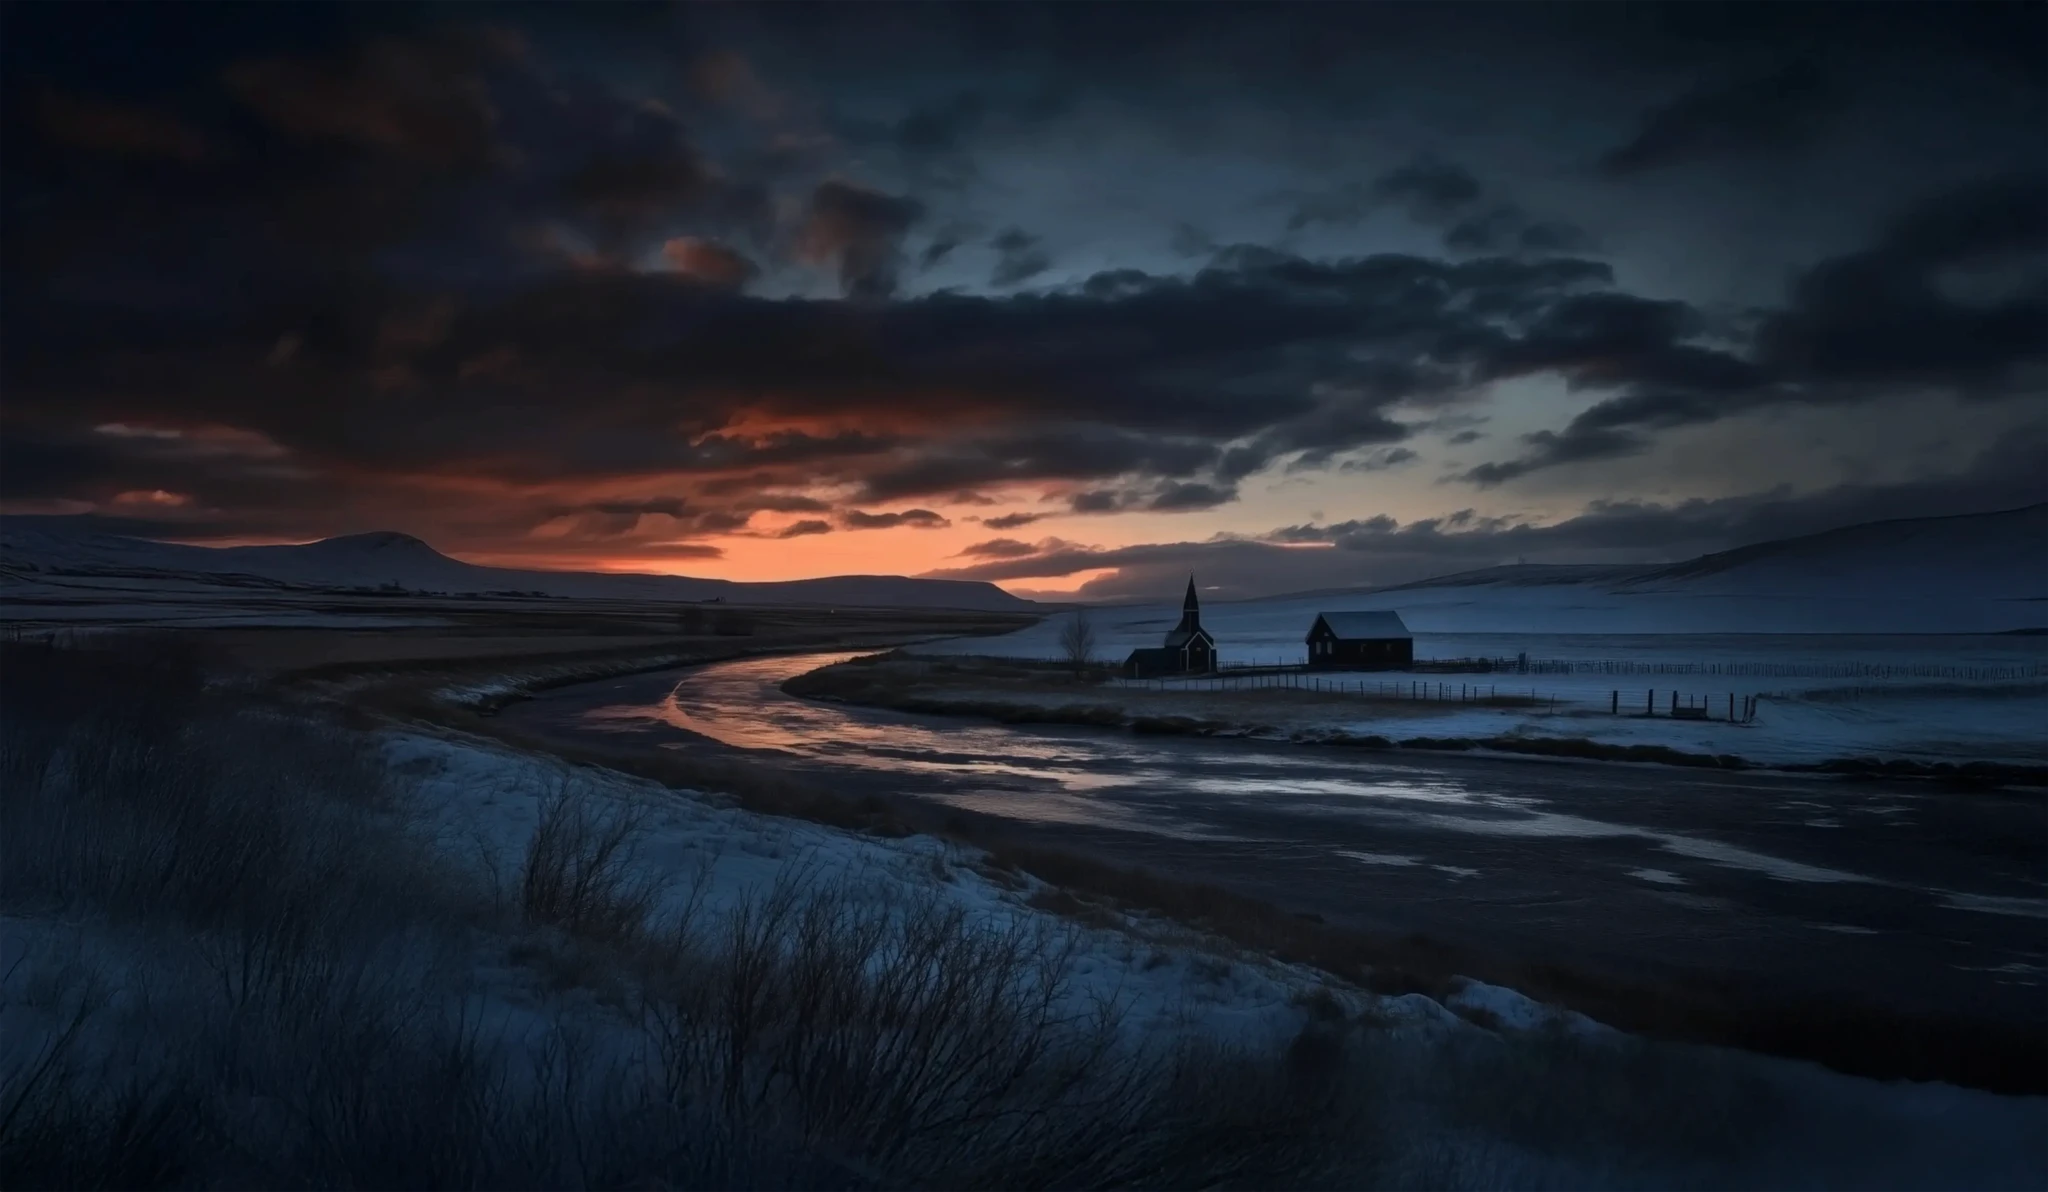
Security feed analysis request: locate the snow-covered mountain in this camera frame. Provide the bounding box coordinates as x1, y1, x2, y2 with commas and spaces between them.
0, 524, 1036, 612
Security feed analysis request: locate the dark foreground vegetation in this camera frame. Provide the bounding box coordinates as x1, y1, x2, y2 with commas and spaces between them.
0, 638, 1357, 1188
1, 635, 1847, 1190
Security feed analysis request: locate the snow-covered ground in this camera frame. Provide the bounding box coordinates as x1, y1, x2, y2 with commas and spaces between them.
7, 708, 2045, 1187
385, 730, 2048, 1185
390, 728, 1388, 1050
917, 598, 2048, 765
923, 603, 2048, 668
856, 667, 2048, 766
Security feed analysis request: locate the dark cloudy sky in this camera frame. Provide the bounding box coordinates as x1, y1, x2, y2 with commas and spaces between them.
4, 1, 2043, 599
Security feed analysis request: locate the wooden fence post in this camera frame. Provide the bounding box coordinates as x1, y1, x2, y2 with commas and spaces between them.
1647, 689, 1653, 715
1611, 690, 1618, 715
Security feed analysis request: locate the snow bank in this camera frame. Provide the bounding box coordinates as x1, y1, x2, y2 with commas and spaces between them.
391, 729, 1384, 1048
8, 704, 2044, 1189
388, 731, 2048, 1188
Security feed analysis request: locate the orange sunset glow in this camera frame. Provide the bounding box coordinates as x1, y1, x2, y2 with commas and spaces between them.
4, 0, 2038, 606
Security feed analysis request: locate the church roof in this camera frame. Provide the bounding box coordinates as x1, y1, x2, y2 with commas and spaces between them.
1313, 611, 1412, 640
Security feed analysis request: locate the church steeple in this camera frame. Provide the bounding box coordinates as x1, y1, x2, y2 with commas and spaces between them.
1174, 574, 1201, 634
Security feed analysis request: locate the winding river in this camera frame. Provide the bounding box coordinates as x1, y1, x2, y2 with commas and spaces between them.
501, 651, 2048, 1034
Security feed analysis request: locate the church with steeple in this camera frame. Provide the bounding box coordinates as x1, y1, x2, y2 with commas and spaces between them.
1121, 576, 1219, 678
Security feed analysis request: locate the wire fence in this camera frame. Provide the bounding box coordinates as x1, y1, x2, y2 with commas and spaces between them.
1506, 658, 2048, 681
1110, 670, 1765, 721
1210, 655, 2048, 682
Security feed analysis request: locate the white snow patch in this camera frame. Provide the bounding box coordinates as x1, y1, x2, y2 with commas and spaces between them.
1445, 980, 1611, 1037
1655, 836, 1876, 884
389, 730, 1441, 1049
1937, 891, 2048, 920
1336, 850, 1420, 867
1628, 868, 1687, 886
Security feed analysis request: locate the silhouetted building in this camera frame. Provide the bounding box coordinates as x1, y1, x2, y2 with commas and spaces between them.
1305, 610, 1412, 670
1123, 576, 1218, 678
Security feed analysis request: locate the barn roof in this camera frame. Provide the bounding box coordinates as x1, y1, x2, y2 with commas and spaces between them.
1313, 610, 1412, 639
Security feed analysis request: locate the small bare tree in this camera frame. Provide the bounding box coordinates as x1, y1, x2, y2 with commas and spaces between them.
1058, 608, 1096, 677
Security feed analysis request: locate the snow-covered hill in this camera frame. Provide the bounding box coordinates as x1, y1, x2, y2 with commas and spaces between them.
0, 523, 1036, 612
1618, 505, 2045, 600
927, 505, 2048, 662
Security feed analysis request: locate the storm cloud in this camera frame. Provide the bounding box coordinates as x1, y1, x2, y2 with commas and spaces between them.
2, 1, 2040, 592
1600, 60, 1836, 176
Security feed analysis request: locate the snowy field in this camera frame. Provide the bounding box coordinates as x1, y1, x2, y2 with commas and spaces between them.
917, 593, 2048, 765
918, 601, 2048, 669
388, 729, 1382, 1051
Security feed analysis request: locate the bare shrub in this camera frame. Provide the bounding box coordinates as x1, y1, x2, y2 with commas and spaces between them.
1, 640, 407, 922
0, 1058, 189, 1191
626, 873, 1397, 1189
520, 780, 664, 944
1059, 608, 1097, 676
0, 944, 192, 1191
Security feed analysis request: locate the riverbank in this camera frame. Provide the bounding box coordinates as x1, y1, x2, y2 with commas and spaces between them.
29, 639, 2048, 1188
186, 605, 1035, 720
148, 627, 2045, 1097
477, 652, 2048, 1098
784, 652, 2048, 788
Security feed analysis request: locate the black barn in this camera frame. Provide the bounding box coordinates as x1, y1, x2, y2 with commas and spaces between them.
1123, 577, 1218, 678
1305, 611, 1413, 670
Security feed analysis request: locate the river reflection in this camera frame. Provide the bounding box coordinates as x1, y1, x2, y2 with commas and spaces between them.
573, 652, 1897, 883
591, 652, 1141, 791
505, 651, 2048, 1023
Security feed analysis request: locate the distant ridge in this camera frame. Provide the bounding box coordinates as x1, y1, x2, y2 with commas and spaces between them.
1619, 505, 2047, 593
1375, 563, 1641, 594
0, 521, 1037, 612
1254, 504, 2048, 607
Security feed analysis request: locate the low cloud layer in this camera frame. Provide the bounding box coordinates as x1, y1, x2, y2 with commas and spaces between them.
928, 430, 2047, 599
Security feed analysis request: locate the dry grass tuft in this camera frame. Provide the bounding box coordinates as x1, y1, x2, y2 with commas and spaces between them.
519, 780, 664, 945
